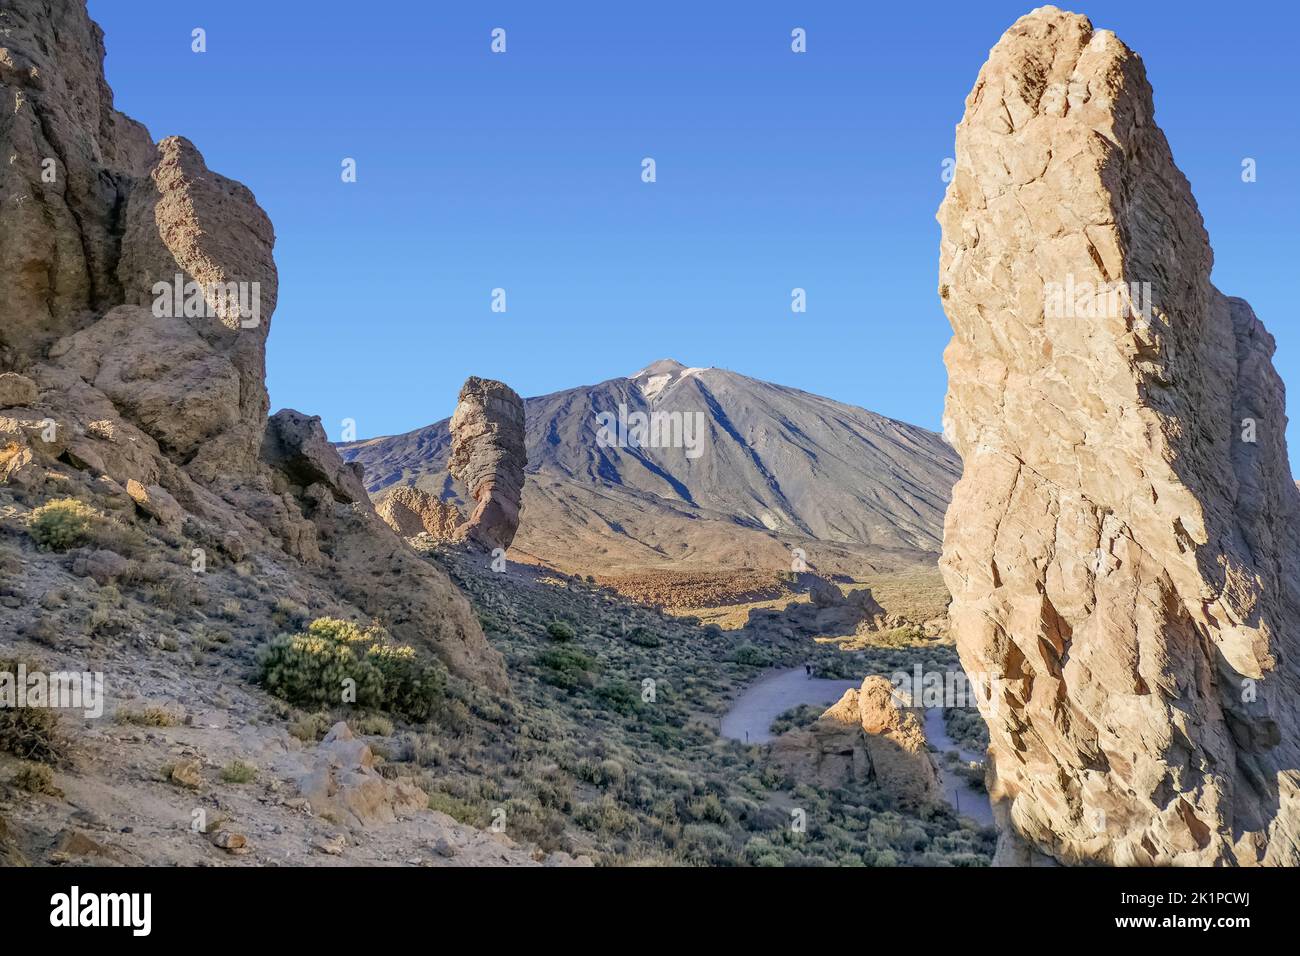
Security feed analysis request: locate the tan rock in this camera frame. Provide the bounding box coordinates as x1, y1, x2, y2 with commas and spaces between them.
125, 478, 183, 533
1, 0, 514, 712
262, 409, 369, 505
48, 829, 124, 865
857, 676, 938, 807
169, 759, 203, 790
296, 722, 428, 829
50, 306, 242, 460
210, 830, 249, 854
938, 7, 1300, 865
771, 679, 937, 806
0, 373, 38, 407
449, 377, 527, 552
376, 485, 463, 540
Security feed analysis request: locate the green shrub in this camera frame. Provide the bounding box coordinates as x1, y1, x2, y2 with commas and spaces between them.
593, 680, 638, 714
427, 790, 487, 827
12, 761, 58, 794
728, 643, 770, 667
28, 498, 98, 551
368, 644, 445, 721
220, 760, 257, 784
536, 646, 594, 690
626, 626, 661, 648
545, 620, 576, 642
257, 617, 446, 721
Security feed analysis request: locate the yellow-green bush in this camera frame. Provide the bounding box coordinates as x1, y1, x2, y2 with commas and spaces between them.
257, 617, 446, 721
28, 498, 99, 551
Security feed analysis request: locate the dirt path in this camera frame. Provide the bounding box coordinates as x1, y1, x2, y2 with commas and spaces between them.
719, 668, 860, 744
721, 667, 994, 826
923, 708, 994, 826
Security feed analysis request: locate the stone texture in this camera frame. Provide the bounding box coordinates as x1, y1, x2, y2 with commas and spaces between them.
125, 478, 183, 533
448, 377, 526, 552
857, 676, 939, 807
262, 409, 369, 505
295, 722, 428, 829
72, 548, 129, 585
0, 373, 38, 407
770, 676, 938, 806
938, 6, 1300, 865
376, 484, 463, 540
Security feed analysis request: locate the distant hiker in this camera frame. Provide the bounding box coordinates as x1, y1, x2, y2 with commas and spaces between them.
805, 663, 812, 678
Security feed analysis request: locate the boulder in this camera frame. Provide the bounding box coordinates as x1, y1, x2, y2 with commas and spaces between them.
295, 722, 428, 829
262, 409, 370, 505
0, 373, 38, 407
771, 678, 938, 805
72, 548, 129, 585
125, 478, 183, 533
857, 676, 939, 807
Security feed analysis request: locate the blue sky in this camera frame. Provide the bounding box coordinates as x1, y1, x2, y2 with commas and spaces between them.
88, 1, 1300, 449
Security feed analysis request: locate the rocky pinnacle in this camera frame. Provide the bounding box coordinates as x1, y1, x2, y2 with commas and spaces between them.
938, 7, 1300, 865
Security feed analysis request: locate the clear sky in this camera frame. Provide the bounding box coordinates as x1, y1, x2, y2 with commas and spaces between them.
88, 1, 1300, 451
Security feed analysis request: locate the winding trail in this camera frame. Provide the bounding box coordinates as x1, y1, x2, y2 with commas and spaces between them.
923, 707, 994, 826
721, 667, 993, 826
719, 668, 859, 744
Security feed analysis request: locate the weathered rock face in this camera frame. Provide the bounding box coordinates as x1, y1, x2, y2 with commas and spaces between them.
448, 377, 526, 552
376, 485, 463, 540
938, 7, 1300, 865
262, 410, 370, 506
771, 676, 938, 805
0, 0, 507, 694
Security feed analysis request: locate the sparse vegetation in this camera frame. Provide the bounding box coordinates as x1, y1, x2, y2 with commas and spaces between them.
0, 664, 63, 764
11, 761, 59, 795
220, 760, 257, 784
116, 705, 181, 727
415, 549, 995, 867
769, 703, 822, 736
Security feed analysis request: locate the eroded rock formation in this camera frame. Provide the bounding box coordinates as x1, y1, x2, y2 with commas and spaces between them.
0, 0, 507, 693
376, 485, 463, 541
771, 676, 938, 806
938, 6, 1300, 864
448, 377, 526, 552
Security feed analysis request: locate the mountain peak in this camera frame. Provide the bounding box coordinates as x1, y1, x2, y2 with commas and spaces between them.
628, 359, 698, 401
630, 358, 686, 378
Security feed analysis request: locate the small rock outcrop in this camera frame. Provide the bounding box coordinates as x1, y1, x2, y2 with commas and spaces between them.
262, 410, 370, 505
771, 676, 938, 806
448, 377, 526, 552
376, 485, 463, 540
744, 578, 890, 642
938, 7, 1300, 864
295, 722, 428, 829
